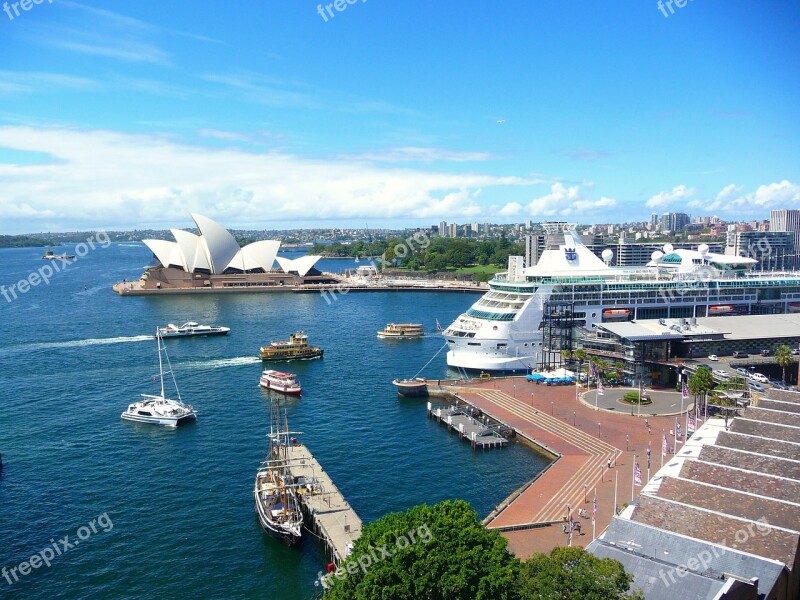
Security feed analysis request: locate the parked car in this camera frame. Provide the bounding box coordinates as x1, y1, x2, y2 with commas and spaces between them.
771, 381, 787, 390
732, 351, 749, 358
750, 372, 769, 383
748, 381, 764, 391
793, 348, 800, 355
708, 354, 719, 361
760, 349, 771, 356
713, 370, 730, 379
735, 368, 749, 376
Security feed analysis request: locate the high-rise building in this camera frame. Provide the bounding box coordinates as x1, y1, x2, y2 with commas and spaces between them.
726, 230, 795, 270
438, 221, 447, 238
770, 209, 800, 250
448, 223, 458, 238
659, 212, 690, 232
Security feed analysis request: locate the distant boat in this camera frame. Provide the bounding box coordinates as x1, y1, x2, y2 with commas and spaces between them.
354, 255, 360, 263
259, 370, 302, 396
392, 378, 429, 397
121, 330, 196, 427
41, 249, 75, 260
378, 323, 425, 339
260, 332, 323, 362
158, 322, 230, 338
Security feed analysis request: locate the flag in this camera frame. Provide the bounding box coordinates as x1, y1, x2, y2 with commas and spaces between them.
646, 441, 651, 469
436, 319, 442, 332
676, 421, 682, 441
634, 463, 642, 487
662, 434, 668, 457
682, 381, 689, 400
590, 363, 597, 378
597, 379, 605, 396
688, 410, 696, 434
592, 493, 597, 525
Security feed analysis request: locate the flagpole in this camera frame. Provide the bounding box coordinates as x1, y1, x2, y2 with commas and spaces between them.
631, 457, 635, 502
613, 471, 618, 516
592, 488, 597, 541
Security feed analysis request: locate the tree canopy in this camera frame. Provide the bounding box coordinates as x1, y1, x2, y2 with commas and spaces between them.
518, 546, 640, 600
322, 500, 640, 600
322, 499, 519, 600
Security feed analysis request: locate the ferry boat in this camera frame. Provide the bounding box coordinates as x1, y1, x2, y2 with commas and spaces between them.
41, 249, 75, 260
377, 323, 425, 339
443, 222, 800, 372
121, 330, 196, 426
158, 321, 230, 338
260, 332, 323, 362
259, 370, 302, 395
254, 400, 303, 545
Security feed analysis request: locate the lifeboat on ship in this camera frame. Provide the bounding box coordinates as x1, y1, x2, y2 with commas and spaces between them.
708, 305, 734, 315
601, 308, 631, 322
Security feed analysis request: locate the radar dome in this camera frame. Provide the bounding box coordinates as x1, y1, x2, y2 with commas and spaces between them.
601, 249, 614, 264
698, 243, 709, 256
651, 250, 664, 261
663, 243, 674, 253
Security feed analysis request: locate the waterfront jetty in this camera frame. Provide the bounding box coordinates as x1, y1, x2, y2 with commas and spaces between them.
283, 443, 362, 565
428, 402, 510, 449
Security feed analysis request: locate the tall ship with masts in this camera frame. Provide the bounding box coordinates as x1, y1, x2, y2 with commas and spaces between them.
443, 222, 800, 372
253, 400, 303, 545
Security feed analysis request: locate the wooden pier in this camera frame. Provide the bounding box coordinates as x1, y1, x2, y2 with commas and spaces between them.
428, 401, 510, 449
283, 443, 362, 565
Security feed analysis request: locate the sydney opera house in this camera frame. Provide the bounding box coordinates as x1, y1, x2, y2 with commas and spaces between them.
117, 213, 336, 294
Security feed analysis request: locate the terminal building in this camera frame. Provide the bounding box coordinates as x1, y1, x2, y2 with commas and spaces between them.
577, 314, 800, 387
589, 389, 800, 600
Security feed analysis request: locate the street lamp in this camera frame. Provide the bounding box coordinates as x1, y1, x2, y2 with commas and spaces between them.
513, 384, 516, 399
598, 422, 601, 438
551, 401, 554, 416
573, 411, 576, 426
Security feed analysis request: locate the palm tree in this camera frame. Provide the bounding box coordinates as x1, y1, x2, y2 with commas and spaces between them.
574, 349, 587, 382
561, 349, 573, 366
774, 344, 794, 384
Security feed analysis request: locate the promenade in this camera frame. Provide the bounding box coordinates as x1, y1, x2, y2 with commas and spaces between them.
436, 377, 690, 559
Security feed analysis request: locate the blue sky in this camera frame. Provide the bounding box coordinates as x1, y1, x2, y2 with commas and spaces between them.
1, 0, 799, 233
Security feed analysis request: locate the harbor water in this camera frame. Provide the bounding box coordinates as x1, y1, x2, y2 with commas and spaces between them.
0, 244, 549, 599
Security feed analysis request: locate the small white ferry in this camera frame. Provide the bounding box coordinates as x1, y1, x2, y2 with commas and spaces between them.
158, 322, 230, 338
259, 370, 302, 396
377, 323, 425, 339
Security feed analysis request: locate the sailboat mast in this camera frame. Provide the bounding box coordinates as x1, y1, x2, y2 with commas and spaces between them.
156, 328, 165, 397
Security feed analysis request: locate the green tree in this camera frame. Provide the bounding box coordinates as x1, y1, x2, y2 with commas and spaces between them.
324, 500, 519, 600
574, 349, 587, 382
561, 349, 573, 366
774, 344, 794, 384
518, 546, 638, 600
688, 367, 715, 415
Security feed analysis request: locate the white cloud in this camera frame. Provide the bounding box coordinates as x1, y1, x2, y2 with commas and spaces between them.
350, 146, 494, 163
645, 185, 696, 209
509, 183, 617, 217
749, 180, 800, 207
0, 126, 532, 231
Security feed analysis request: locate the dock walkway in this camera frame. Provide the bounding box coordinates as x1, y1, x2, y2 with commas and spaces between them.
284, 444, 362, 565
428, 402, 509, 448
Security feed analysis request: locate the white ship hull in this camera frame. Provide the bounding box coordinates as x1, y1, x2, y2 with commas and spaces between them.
443, 224, 800, 372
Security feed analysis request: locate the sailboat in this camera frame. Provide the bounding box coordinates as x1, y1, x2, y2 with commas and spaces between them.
253, 399, 304, 544
121, 329, 197, 426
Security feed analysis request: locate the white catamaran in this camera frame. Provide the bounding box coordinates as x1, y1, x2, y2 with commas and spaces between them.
443, 222, 800, 372
121, 330, 197, 426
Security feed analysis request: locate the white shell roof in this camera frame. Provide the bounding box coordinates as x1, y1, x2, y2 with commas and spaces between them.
275, 255, 322, 277
143, 214, 283, 274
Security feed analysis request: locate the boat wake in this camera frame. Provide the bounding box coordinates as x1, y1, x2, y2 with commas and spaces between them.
0, 335, 154, 356
181, 356, 261, 370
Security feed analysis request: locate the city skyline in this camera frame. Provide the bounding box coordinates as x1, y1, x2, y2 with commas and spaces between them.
1, 1, 799, 233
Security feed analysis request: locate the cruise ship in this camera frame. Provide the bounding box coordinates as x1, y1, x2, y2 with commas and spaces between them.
443, 223, 800, 372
